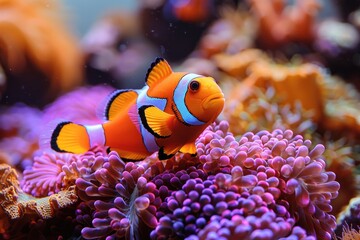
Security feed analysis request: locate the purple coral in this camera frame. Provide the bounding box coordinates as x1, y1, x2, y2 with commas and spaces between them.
150, 169, 299, 240
21, 152, 78, 197
75, 151, 160, 239
21, 146, 107, 197
195, 121, 340, 239
20, 120, 339, 239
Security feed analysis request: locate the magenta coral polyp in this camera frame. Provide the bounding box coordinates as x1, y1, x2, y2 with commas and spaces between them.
195, 121, 340, 239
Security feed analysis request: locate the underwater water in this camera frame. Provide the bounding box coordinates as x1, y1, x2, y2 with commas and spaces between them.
0, 0, 360, 239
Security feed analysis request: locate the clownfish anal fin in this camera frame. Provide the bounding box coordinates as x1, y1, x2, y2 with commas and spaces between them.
139, 105, 173, 138
105, 90, 138, 121
158, 147, 176, 160
108, 148, 148, 161
179, 142, 197, 155
145, 57, 172, 88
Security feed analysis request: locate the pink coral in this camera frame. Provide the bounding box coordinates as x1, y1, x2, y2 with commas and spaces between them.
196, 121, 340, 239
76, 151, 160, 239
21, 146, 107, 197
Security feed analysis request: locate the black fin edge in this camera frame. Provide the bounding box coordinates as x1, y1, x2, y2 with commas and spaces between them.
51, 121, 72, 153
105, 90, 130, 120
158, 147, 175, 160
138, 105, 169, 139
145, 57, 165, 83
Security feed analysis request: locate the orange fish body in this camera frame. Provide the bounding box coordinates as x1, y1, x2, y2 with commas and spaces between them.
51, 58, 224, 160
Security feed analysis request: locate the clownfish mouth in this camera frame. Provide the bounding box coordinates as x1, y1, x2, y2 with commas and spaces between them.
203, 93, 225, 109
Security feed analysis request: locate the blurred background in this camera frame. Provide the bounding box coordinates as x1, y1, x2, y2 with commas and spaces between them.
63, 0, 139, 36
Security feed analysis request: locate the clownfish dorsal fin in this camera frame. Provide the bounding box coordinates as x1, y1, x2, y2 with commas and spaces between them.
105, 90, 138, 121
145, 57, 173, 88
139, 105, 173, 138
179, 142, 197, 155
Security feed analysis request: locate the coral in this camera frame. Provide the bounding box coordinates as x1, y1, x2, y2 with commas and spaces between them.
223, 82, 315, 137
21, 146, 107, 197
341, 227, 360, 240
319, 74, 360, 137
0, 163, 78, 224
246, 60, 324, 122
0, 0, 83, 105
195, 121, 339, 239
221, 58, 325, 135
213, 48, 268, 78
150, 168, 301, 239
336, 196, 360, 238
317, 137, 358, 216
21, 152, 79, 197
75, 151, 160, 239
42, 85, 114, 125
248, 0, 321, 48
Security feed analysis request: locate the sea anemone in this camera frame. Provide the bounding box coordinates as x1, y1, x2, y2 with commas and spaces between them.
195, 121, 339, 239
75, 151, 160, 239
212, 48, 269, 79
21, 146, 107, 197
223, 81, 315, 136
336, 196, 360, 238
319, 74, 360, 137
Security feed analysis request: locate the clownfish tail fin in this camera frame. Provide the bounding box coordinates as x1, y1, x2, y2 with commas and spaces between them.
50, 121, 91, 154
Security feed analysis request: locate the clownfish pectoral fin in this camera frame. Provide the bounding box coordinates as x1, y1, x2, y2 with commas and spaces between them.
139, 105, 173, 138
104, 90, 138, 121
145, 57, 172, 88
108, 148, 148, 161
51, 122, 90, 154
179, 142, 197, 156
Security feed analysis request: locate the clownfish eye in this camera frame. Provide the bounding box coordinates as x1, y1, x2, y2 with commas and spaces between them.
189, 80, 200, 92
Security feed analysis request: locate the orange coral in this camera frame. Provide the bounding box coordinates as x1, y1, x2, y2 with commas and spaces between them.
0, 0, 83, 102
213, 48, 268, 78
247, 60, 324, 122
248, 0, 321, 48
319, 75, 360, 137
320, 139, 358, 216
0, 164, 77, 229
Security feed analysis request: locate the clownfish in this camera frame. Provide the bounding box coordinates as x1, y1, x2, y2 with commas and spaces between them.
50, 58, 224, 160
